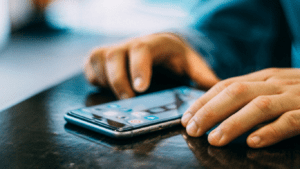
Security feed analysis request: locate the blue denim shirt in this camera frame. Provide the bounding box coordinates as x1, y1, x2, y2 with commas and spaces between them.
180, 0, 299, 79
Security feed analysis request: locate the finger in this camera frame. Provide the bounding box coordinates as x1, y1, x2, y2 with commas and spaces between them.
181, 74, 270, 127
181, 79, 233, 127
185, 82, 281, 137
208, 93, 300, 146
262, 68, 300, 80
185, 49, 220, 89
128, 42, 153, 92
127, 33, 187, 92
84, 49, 109, 87
266, 77, 300, 86
84, 59, 101, 86
141, 33, 189, 66
245, 68, 300, 82
247, 109, 300, 148
105, 48, 135, 99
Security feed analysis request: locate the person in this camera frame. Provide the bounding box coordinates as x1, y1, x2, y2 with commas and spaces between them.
84, 0, 300, 148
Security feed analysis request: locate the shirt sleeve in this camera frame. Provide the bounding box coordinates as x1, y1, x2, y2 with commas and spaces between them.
174, 0, 291, 79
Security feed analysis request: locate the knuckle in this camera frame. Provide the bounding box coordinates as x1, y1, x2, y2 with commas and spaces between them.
265, 76, 278, 83
187, 99, 207, 116
90, 49, 105, 62
90, 49, 100, 57
267, 77, 291, 85
202, 104, 216, 119
285, 112, 300, 129
265, 78, 284, 94
105, 49, 117, 61
253, 96, 273, 114
222, 119, 243, 133
260, 68, 281, 81
284, 79, 300, 85
159, 34, 181, 45
195, 99, 206, 109
225, 82, 248, 98
89, 51, 99, 63
267, 125, 281, 139
84, 66, 107, 87
214, 80, 232, 93
264, 68, 281, 76
131, 41, 149, 51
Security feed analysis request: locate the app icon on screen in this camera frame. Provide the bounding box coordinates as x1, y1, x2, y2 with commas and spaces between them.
131, 112, 148, 117
144, 115, 159, 121
128, 119, 143, 124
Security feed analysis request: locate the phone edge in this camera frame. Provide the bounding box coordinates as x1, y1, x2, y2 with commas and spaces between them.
64, 113, 182, 139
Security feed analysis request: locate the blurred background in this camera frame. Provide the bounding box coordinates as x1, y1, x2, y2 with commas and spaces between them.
0, 0, 196, 111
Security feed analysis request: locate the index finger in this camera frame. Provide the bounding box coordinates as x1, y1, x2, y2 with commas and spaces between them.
181, 78, 236, 127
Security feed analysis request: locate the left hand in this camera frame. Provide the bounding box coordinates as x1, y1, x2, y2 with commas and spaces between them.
181, 68, 300, 148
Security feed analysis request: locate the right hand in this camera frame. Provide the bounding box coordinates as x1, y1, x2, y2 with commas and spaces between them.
84, 33, 219, 99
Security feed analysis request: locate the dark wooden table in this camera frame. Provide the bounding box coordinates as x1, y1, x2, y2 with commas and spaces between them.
1, 71, 300, 169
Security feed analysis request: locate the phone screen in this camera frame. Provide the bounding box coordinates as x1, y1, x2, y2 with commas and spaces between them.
67, 87, 205, 132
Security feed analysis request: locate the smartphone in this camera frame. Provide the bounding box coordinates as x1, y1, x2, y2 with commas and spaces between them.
64, 123, 185, 150
64, 86, 205, 139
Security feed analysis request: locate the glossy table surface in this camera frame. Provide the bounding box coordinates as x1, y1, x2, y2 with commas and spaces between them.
1, 72, 300, 169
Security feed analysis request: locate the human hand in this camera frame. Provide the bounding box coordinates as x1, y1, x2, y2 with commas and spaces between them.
181, 68, 300, 148
84, 33, 219, 99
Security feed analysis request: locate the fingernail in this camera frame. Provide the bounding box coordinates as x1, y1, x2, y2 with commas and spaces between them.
250, 136, 261, 146
134, 77, 144, 91
120, 93, 129, 99
209, 128, 223, 143
187, 121, 198, 136
181, 113, 192, 126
